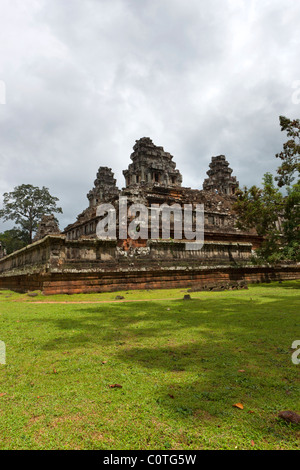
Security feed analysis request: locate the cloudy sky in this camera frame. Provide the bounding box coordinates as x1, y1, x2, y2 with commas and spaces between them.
0, 0, 299, 232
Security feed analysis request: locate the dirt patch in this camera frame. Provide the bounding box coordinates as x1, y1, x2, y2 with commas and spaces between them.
24, 298, 182, 304
193, 409, 218, 421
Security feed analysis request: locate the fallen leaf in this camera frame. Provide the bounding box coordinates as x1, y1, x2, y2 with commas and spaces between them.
238, 369, 245, 373
102, 361, 107, 364
251, 440, 255, 447
168, 394, 175, 399
0, 393, 6, 397
109, 384, 122, 389
53, 369, 57, 374
233, 403, 244, 410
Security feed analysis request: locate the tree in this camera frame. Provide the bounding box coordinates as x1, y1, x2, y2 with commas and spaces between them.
234, 116, 300, 262
280, 182, 300, 259
234, 173, 284, 259
0, 184, 62, 244
0, 228, 28, 254
275, 116, 300, 187
274, 116, 300, 260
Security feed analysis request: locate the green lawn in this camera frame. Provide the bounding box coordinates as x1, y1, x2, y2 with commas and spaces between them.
0, 281, 299, 450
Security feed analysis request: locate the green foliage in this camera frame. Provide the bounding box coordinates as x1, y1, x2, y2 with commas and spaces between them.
282, 183, 300, 244
0, 184, 62, 243
0, 228, 28, 254
275, 116, 300, 187
234, 173, 284, 259
234, 117, 300, 262
235, 173, 283, 237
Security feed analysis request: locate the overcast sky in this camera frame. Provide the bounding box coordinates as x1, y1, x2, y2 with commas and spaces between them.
0, 0, 299, 232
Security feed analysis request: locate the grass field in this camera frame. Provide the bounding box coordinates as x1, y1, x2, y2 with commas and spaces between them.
0, 281, 299, 450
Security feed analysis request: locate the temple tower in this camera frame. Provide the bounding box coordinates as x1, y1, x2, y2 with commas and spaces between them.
87, 167, 120, 207
33, 215, 61, 242
203, 155, 239, 195
123, 137, 182, 188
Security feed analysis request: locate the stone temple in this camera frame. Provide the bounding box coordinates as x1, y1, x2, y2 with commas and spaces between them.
0, 137, 299, 294
63, 137, 241, 243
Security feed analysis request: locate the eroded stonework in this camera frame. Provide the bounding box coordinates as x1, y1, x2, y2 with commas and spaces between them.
63, 137, 247, 244
87, 167, 120, 207
123, 137, 182, 188
1, 136, 299, 295
203, 155, 239, 195
33, 215, 61, 242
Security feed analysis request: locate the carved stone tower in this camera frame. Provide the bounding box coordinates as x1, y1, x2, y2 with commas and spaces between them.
203, 155, 239, 195
33, 215, 61, 242
87, 167, 120, 207
123, 137, 182, 188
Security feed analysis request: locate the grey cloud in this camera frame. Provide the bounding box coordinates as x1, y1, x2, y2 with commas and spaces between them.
0, 0, 299, 232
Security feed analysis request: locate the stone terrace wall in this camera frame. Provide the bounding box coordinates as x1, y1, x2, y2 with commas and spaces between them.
0, 264, 299, 295
0, 235, 253, 274
0, 235, 299, 294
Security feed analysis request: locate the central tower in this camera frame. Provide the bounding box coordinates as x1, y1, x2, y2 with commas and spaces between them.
123, 137, 182, 188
